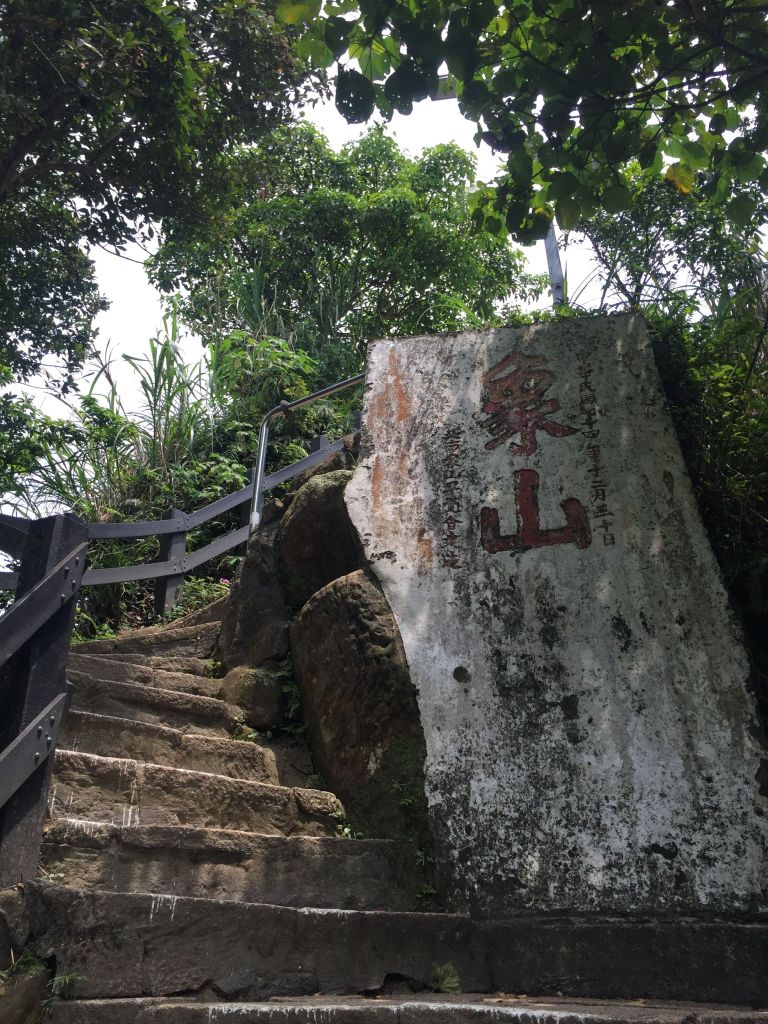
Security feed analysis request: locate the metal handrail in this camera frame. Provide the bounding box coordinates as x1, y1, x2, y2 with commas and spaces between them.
248, 372, 364, 532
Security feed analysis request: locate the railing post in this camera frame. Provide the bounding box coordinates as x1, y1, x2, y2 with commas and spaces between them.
310, 434, 330, 453
155, 508, 186, 618
240, 467, 258, 530
0, 514, 88, 886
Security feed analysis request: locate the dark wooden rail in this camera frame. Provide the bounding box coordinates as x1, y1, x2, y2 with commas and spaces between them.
0, 433, 356, 611
0, 514, 88, 885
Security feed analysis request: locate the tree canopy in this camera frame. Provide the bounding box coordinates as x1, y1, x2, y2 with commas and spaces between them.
284, 0, 768, 241
0, 0, 314, 389
150, 123, 545, 378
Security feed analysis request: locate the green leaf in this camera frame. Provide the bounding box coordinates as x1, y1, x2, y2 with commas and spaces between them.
727, 194, 756, 228
296, 36, 334, 67
324, 17, 353, 57
275, 0, 321, 25
680, 139, 709, 169
335, 67, 376, 123
665, 162, 694, 194
383, 58, 435, 113
709, 113, 727, 135
602, 183, 632, 213
555, 196, 581, 230
547, 171, 579, 201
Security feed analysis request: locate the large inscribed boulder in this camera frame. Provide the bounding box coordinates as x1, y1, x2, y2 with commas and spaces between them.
345, 314, 768, 917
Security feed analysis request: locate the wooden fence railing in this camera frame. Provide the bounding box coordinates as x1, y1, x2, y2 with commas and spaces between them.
0, 430, 358, 613
0, 514, 88, 886
0, 410, 360, 884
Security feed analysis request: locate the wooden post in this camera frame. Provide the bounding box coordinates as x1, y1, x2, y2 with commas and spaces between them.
154, 509, 186, 618
0, 514, 88, 886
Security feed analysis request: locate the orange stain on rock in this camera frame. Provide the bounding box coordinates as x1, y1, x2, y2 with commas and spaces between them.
389, 349, 411, 422
367, 347, 412, 428
371, 456, 383, 514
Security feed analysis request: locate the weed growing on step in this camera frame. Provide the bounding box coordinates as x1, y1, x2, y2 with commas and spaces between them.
37, 864, 65, 885
71, 612, 118, 646
41, 971, 86, 1020
333, 814, 365, 840
0, 950, 48, 988
430, 962, 461, 994
0, 951, 77, 1022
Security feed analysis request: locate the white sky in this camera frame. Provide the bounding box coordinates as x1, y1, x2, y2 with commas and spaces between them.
76, 95, 598, 414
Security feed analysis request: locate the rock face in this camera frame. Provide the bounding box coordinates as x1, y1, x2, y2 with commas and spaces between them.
216, 449, 431, 873
276, 470, 365, 610
345, 314, 768, 918
291, 569, 430, 848
218, 521, 292, 670
220, 663, 288, 729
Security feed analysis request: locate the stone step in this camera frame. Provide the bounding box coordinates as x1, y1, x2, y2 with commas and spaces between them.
48, 996, 768, 1024
68, 651, 214, 679
22, 883, 484, 1001
60, 711, 277, 782
69, 662, 224, 698
72, 620, 220, 659
51, 750, 342, 835
69, 676, 240, 736
41, 820, 411, 910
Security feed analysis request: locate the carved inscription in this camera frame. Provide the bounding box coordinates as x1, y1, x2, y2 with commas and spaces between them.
578, 361, 616, 546
480, 351, 591, 555
440, 424, 464, 569
481, 352, 577, 455
481, 469, 591, 553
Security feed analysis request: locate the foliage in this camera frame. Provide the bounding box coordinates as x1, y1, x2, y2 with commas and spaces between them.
163, 576, 231, 622
430, 962, 461, 993
572, 168, 768, 316
570, 168, 768, 716
11, 312, 337, 633
285, 0, 768, 241
0, 390, 82, 500
0, 950, 48, 987
0, 0, 315, 390
651, 309, 768, 717
150, 123, 546, 378
0, 187, 107, 390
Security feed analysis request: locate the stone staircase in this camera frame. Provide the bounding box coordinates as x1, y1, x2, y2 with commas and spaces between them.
25, 611, 472, 1021
9, 609, 764, 1023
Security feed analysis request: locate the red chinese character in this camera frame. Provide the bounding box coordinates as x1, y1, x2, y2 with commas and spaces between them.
481, 469, 592, 554
481, 352, 577, 455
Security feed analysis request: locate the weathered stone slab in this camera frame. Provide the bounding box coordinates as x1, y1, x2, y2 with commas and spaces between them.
51, 750, 342, 835
41, 821, 411, 910
221, 664, 287, 728
346, 315, 768, 917
59, 711, 278, 782
24, 884, 486, 1000
69, 676, 240, 737
73, 621, 220, 659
